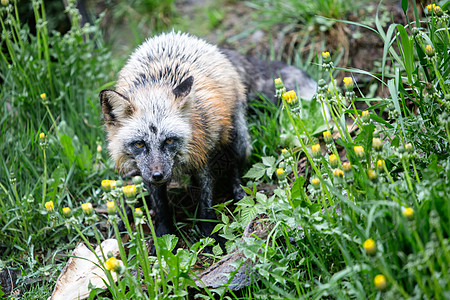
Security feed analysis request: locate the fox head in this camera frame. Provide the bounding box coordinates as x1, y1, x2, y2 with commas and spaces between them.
100, 76, 194, 185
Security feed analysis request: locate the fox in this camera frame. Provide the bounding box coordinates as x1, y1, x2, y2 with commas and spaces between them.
99, 31, 316, 243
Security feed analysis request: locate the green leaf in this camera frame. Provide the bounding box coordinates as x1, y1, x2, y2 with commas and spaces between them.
291, 176, 306, 200
401, 0, 408, 14
60, 134, 75, 161
243, 163, 267, 180
396, 24, 414, 84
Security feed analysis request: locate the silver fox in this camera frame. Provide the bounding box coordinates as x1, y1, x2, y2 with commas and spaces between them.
100, 32, 316, 240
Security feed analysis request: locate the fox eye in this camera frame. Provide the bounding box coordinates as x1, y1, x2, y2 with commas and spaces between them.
135, 141, 145, 148
165, 139, 174, 145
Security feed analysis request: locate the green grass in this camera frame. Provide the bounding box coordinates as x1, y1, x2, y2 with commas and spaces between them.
1, 0, 450, 299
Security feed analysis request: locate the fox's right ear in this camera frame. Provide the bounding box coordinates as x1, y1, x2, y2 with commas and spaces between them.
99, 89, 135, 126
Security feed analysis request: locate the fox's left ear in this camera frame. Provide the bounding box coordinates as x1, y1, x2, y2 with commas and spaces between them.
99, 89, 135, 126
173, 75, 194, 99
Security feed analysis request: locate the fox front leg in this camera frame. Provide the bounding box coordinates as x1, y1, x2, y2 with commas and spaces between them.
147, 183, 175, 237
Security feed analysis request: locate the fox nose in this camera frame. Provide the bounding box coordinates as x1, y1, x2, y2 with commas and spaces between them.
152, 172, 164, 182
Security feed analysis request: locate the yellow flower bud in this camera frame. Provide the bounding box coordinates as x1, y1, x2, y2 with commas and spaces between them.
135, 207, 144, 218
402, 207, 414, 219
354, 146, 364, 158
311, 178, 320, 189
342, 162, 352, 172
97, 144, 102, 152
1, 0, 9, 6
361, 110, 370, 124
45, 200, 54, 212
81, 202, 93, 215
276, 168, 284, 177
105, 256, 119, 272
323, 130, 333, 144
62, 207, 71, 216
368, 169, 377, 181
101, 179, 111, 191
372, 138, 383, 152
322, 51, 330, 60
282, 90, 298, 104
425, 44, 434, 56
40, 93, 47, 100
333, 168, 344, 178
343, 77, 354, 90
312, 144, 321, 158
374, 274, 387, 290
376, 159, 385, 173
329, 154, 338, 168
39, 132, 45, 140
363, 238, 376, 255
106, 201, 116, 215
123, 185, 137, 198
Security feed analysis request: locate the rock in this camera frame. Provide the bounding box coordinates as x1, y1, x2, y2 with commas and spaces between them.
49, 239, 120, 300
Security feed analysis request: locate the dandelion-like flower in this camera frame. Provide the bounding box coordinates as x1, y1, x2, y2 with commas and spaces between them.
81, 202, 93, 215
354, 146, 365, 159
39, 132, 45, 140
333, 168, 344, 178
323, 130, 333, 144
276, 168, 284, 177
329, 154, 338, 168
135, 207, 144, 218
368, 169, 377, 181
372, 138, 383, 152
101, 179, 112, 192
361, 110, 370, 124
402, 207, 414, 219
376, 159, 385, 173
45, 200, 54, 212
322, 51, 330, 61
104, 256, 123, 273
363, 238, 376, 255
425, 44, 435, 56
123, 185, 137, 198
282, 90, 298, 104
342, 162, 352, 173
106, 201, 116, 215
374, 274, 387, 290
132, 176, 143, 185
312, 144, 321, 159
40, 93, 47, 101
62, 207, 71, 216
405, 142, 413, 152
343, 77, 354, 90
311, 178, 320, 189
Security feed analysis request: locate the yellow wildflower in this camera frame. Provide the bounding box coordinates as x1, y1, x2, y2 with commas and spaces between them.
40, 93, 47, 100
135, 207, 144, 217
372, 138, 383, 152
368, 169, 377, 181
123, 185, 137, 198
39, 132, 45, 140
322, 51, 330, 60
323, 130, 333, 144
282, 90, 298, 104
276, 168, 284, 177
363, 238, 376, 255
45, 200, 54, 212
354, 146, 364, 158
312, 144, 321, 158
343, 77, 354, 90
333, 169, 344, 178
329, 154, 338, 168
62, 207, 71, 216
402, 207, 414, 219
342, 162, 352, 172
101, 179, 111, 191
105, 256, 119, 272
374, 274, 387, 290
81, 202, 93, 215
311, 178, 320, 188
376, 159, 385, 173
425, 44, 434, 56
106, 201, 116, 215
